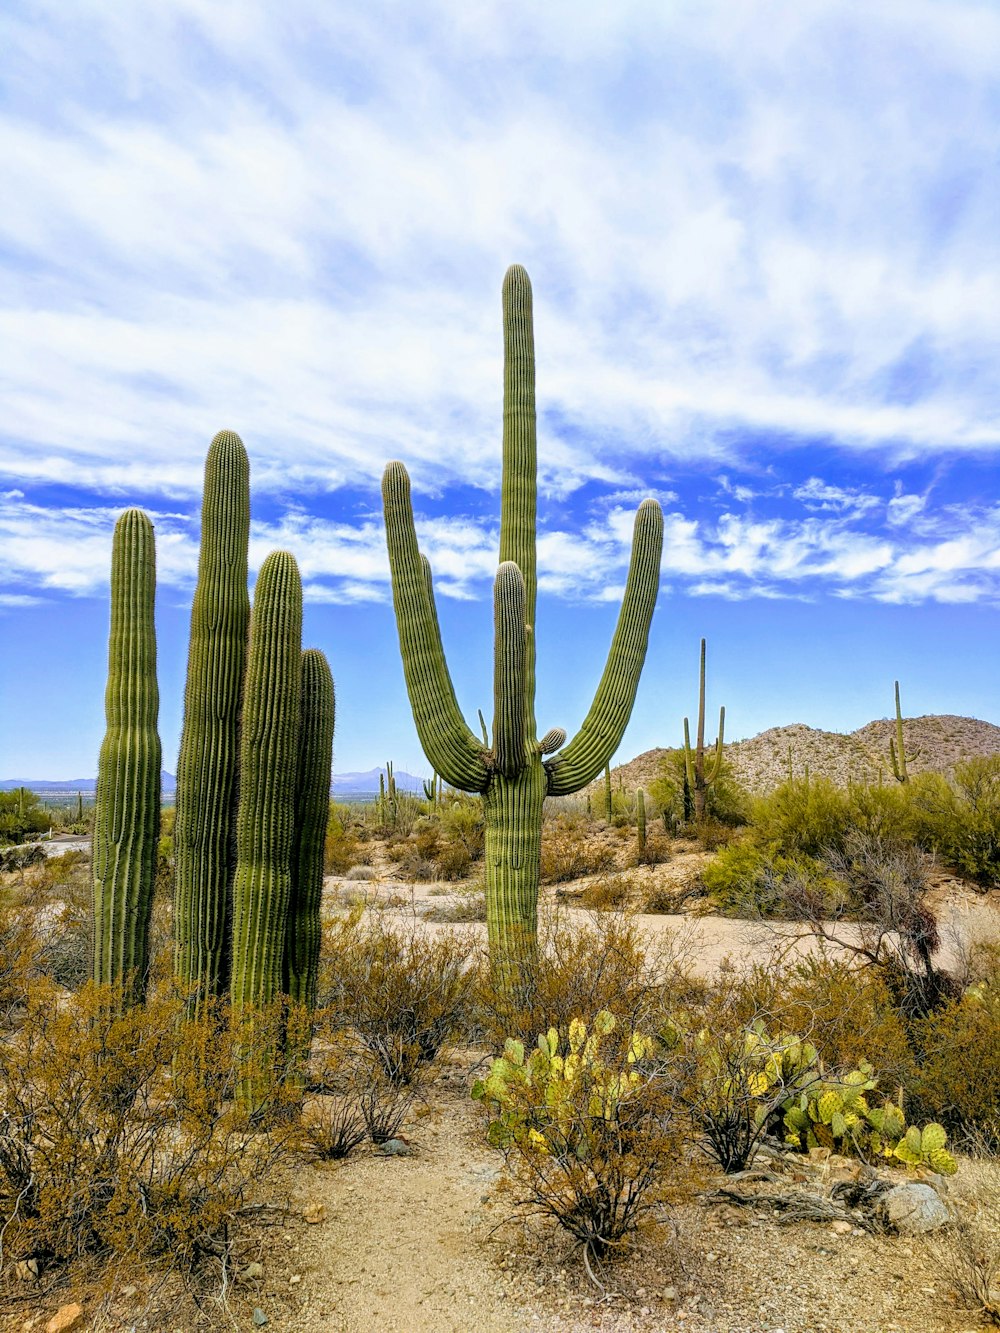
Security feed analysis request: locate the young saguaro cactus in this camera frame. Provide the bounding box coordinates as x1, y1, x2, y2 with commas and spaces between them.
383, 265, 663, 992
284, 648, 335, 1016
636, 787, 647, 856
174, 430, 250, 1005
230, 551, 303, 1013
683, 638, 725, 822
92, 508, 161, 1005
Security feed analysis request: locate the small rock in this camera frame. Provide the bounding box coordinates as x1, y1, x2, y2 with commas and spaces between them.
705, 1251, 718, 1262
884, 1182, 949, 1234
252, 1310, 268, 1328
242, 1262, 265, 1280
303, 1203, 326, 1225
830, 1220, 852, 1236
662, 1287, 676, 1301
45, 1307, 84, 1333
121, 1285, 139, 1298
290, 1274, 301, 1286
375, 1138, 411, 1156
15, 1258, 39, 1282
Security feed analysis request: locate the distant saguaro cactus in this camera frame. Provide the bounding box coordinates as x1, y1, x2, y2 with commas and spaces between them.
383, 265, 663, 993
230, 551, 303, 1013
636, 787, 646, 856
604, 763, 614, 823
174, 431, 250, 1005
889, 680, 910, 784
683, 638, 725, 822
92, 508, 161, 1005
284, 649, 335, 1016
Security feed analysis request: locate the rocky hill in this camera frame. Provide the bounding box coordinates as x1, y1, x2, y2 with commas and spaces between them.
602, 714, 1000, 797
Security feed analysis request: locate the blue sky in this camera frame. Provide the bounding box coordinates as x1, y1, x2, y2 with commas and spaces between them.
2, 0, 999, 779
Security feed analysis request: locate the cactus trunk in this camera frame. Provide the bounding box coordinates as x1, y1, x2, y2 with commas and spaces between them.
92, 508, 161, 1006
230, 551, 303, 1013
285, 649, 335, 1015
174, 431, 250, 1006
483, 759, 547, 997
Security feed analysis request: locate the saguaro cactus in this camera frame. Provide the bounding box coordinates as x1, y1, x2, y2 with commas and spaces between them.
92, 508, 161, 1005
636, 787, 647, 856
683, 638, 725, 822
889, 680, 910, 784
284, 648, 335, 1015
230, 551, 303, 1013
174, 430, 250, 1004
604, 763, 614, 823
383, 265, 663, 991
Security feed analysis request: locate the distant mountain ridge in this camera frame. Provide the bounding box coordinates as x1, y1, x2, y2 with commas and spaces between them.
3, 768, 427, 799
603, 714, 1000, 797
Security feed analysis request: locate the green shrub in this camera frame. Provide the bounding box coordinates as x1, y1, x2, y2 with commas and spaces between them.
649, 750, 749, 830
749, 776, 853, 857
699, 840, 836, 918
915, 982, 1000, 1150
909, 759, 1000, 888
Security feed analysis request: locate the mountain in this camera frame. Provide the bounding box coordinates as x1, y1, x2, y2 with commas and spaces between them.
1, 771, 176, 795
332, 767, 427, 797
597, 714, 1000, 797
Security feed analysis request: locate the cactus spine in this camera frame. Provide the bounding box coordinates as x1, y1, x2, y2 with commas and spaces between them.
230, 551, 303, 1012
284, 649, 335, 1015
174, 431, 250, 1004
683, 638, 725, 822
92, 508, 161, 1005
890, 680, 909, 783
383, 265, 663, 993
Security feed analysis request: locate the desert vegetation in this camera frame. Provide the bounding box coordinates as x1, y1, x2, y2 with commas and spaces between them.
2, 266, 998, 1332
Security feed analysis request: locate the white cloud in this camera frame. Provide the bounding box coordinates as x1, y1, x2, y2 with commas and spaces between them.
1, 0, 999, 507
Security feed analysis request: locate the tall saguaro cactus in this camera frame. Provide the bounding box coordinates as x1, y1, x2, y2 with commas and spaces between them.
683, 638, 725, 822
230, 551, 303, 1013
889, 680, 910, 784
383, 265, 663, 991
92, 508, 161, 1005
174, 431, 250, 1004
284, 649, 335, 1014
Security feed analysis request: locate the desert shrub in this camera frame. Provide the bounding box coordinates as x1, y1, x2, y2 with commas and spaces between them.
914, 982, 1000, 1150
649, 749, 749, 830
476, 911, 699, 1053
319, 917, 477, 1082
0, 843, 45, 875
437, 794, 485, 863
721, 955, 916, 1090
422, 888, 487, 922
325, 808, 370, 874
540, 814, 616, 884
939, 1158, 1000, 1326
0, 902, 42, 1022
667, 1020, 819, 1173
627, 831, 671, 868
749, 776, 853, 857
0, 979, 292, 1281
472, 1010, 678, 1270
577, 871, 637, 912
296, 1093, 368, 1160
700, 840, 835, 918
909, 758, 1000, 888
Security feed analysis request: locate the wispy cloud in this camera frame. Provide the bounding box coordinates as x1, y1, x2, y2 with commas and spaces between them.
2, 0, 1000, 511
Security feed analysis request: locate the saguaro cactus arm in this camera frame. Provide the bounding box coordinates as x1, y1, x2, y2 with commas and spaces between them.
493, 561, 527, 778
382, 460, 489, 793
544, 497, 664, 796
